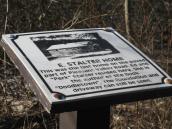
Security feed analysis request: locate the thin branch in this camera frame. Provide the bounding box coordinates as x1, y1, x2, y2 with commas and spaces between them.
4, 0, 9, 34
124, 0, 130, 40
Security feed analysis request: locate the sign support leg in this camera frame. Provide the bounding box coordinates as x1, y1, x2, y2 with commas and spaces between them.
59, 111, 77, 129
59, 106, 110, 129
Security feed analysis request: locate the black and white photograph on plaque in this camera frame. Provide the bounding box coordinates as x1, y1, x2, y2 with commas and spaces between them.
31, 32, 119, 61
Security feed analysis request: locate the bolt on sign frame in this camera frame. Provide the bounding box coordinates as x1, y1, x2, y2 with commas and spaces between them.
1, 28, 172, 129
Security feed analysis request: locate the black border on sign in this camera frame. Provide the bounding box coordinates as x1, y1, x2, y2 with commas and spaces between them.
10, 28, 167, 97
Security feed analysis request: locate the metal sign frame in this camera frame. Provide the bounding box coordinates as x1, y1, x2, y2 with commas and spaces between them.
1, 28, 172, 113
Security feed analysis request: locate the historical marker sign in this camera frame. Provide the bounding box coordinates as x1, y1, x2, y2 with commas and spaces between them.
1, 28, 172, 113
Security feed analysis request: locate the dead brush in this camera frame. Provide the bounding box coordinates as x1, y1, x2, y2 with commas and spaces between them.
0, 0, 172, 129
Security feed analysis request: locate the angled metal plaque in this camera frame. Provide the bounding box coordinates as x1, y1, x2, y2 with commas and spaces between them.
1, 28, 172, 113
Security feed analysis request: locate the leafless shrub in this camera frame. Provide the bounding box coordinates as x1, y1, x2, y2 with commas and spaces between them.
0, 0, 172, 129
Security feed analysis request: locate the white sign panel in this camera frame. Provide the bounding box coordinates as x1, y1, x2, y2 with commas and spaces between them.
1, 28, 172, 112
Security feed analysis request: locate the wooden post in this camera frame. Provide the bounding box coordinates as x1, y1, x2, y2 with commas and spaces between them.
59, 106, 110, 129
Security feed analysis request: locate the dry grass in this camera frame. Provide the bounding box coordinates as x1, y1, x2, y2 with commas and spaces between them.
0, 0, 172, 129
